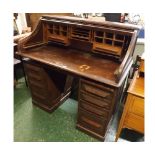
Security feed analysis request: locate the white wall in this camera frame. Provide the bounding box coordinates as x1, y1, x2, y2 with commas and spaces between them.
16, 13, 27, 34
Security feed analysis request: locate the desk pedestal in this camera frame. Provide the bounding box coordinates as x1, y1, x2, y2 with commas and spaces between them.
24, 60, 73, 112
77, 78, 125, 141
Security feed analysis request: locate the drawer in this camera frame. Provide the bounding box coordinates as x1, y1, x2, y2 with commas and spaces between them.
30, 85, 47, 97
28, 78, 45, 89
77, 108, 107, 135
24, 63, 42, 72
129, 96, 144, 117
79, 99, 109, 118
31, 91, 49, 105
25, 65, 44, 79
80, 92, 111, 109
25, 64, 47, 89
32, 91, 47, 100
80, 79, 114, 100
27, 73, 45, 88
27, 70, 43, 81
124, 113, 144, 133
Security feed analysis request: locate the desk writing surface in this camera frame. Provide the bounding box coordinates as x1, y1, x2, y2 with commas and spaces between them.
19, 45, 120, 86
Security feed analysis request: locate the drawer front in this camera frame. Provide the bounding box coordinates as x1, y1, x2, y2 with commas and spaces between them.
24, 63, 43, 72
24, 62, 47, 89
80, 79, 114, 100
31, 91, 48, 105
30, 85, 47, 97
28, 78, 45, 89
80, 92, 111, 109
124, 113, 144, 133
77, 108, 107, 135
32, 91, 47, 101
79, 99, 109, 118
129, 96, 144, 117
25, 64, 44, 81
27, 70, 43, 81
24, 62, 49, 106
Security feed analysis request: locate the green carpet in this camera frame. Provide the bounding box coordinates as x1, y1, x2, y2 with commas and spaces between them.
14, 79, 98, 142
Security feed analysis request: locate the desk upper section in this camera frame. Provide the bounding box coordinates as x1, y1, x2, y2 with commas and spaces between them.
18, 15, 141, 85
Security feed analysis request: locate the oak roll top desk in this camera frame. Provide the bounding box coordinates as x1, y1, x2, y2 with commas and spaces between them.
17, 15, 141, 141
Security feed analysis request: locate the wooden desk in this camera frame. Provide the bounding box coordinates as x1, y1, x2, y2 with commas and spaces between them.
17, 15, 140, 141
20, 45, 122, 140
115, 70, 144, 141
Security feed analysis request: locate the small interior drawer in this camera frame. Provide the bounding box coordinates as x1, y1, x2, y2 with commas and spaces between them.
80, 92, 111, 109
79, 99, 109, 118
93, 43, 122, 56
77, 108, 107, 135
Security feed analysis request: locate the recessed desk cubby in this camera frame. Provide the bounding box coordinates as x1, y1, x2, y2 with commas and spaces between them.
93, 30, 131, 58
71, 26, 91, 42
46, 23, 69, 45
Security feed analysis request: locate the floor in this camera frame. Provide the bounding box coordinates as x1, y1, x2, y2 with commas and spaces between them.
14, 76, 144, 142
